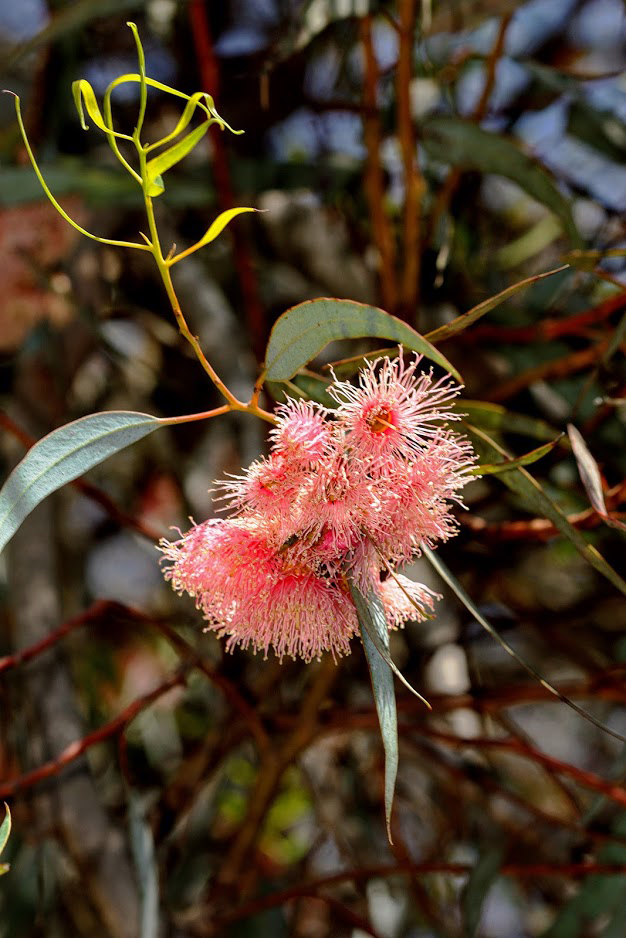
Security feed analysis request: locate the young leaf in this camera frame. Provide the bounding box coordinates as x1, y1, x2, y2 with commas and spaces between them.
423, 545, 626, 744
72, 79, 132, 139
463, 847, 505, 938
145, 120, 211, 197
425, 266, 569, 345
421, 116, 581, 246
263, 298, 461, 383
568, 424, 626, 533
348, 581, 399, 842
0, 411, 165, 555
169, 207, 258, 265
0, 803, 11, 876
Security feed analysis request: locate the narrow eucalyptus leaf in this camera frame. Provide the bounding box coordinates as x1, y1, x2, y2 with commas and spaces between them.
145, 120, 211, 195
462, 401, 560, 443
422, 117, 581, 245
425, 266, 568, 344
465, 423, 626, 598
423, 546, 626, 743
474, 437, 561, 475
349, 581, 398, 842
169, 207, 257, 264
463, 847, 505, 938
0, 411, 165, 555
264, 299, 461, 382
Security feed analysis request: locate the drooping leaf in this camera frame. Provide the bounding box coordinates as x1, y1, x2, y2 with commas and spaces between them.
145, 120, 211, 197
464, 423, 626, 599
423, 546, 626, 743
0, 803, 11, 876
473, 436, 562, 475
421, 116, 581, 245
348, 581, 398, 842
72, 79, 131, 139
425, 266, 569, 344
0, 411, 166, 555
263, 299, 461, 383
463, 847, 505, 938
129, 793, 159, 938
568, 424, 626, 533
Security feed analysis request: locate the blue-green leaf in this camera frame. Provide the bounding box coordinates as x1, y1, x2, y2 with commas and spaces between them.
349, 581, 398, 842
0, 411, 165, 555
263, 298, 461, 383
422, 116, 581, 246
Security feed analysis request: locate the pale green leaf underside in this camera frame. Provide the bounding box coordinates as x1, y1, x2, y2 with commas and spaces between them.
264, 298, 461, 382
349, 581, 398, 843
0, 411, 165, 555
0, 803, 10, 856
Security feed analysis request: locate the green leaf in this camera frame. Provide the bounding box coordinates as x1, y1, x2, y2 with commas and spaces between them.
0, 411, 165, 555
465, 423, 626, 600
473, 436, 561, 475
0, 803, 11, 877
145, 121, 211, 197
462, 401, 561, 443
72, 79, 131, 139
463, 847, 505, 938
263, 299, 461, 383
425, 266, 569, 344
423, 546, 626, 744
348, 582, 398, 843
422, 116, 581, 245
169, 207, 258, 265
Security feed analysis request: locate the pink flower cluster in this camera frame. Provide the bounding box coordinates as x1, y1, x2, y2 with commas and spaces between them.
159, 353, 476, 661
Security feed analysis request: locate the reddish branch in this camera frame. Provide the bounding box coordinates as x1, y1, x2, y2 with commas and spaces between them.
462, 289, 626, 345
462, 478, 626, 541
426, 13, 512, 245
207, 861, 626, 932
420, 728, 626, 808
485, 338, 612, 403
188, 0, 265, 362
396, 0, 423, 319
360, 15, 397, 312
0, 668, 188, 798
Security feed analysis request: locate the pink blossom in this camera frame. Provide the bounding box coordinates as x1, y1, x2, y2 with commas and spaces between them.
159, 517, 358, 661
160, 351, 479, 661
329, 351, 463, 466
269, 398, 334, 467
379, 575, 439, 629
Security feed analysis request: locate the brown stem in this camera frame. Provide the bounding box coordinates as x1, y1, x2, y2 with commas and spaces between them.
215, 656, 338, 893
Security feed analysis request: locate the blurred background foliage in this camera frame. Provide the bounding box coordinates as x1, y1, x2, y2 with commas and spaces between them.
0, 0, 625, 936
